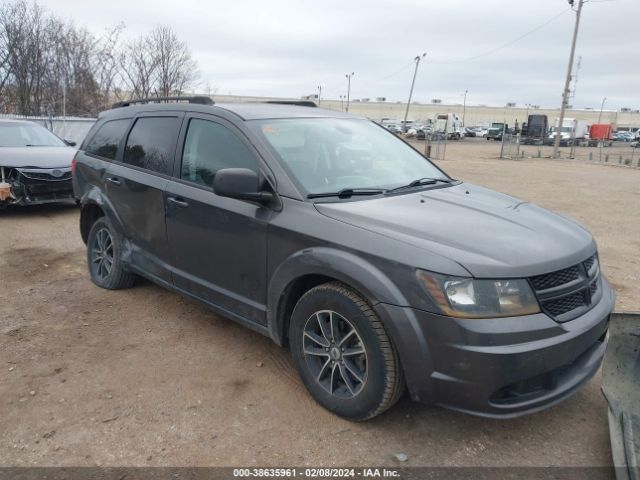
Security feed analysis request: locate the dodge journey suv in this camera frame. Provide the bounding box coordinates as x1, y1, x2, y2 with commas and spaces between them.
73, 97, 614, 420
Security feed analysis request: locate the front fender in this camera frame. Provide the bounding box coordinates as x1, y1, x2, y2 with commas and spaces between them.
267, 247, 436, 400
267, 247, 408, 344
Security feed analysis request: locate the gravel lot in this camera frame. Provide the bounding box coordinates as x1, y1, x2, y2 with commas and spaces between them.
1, 138, 638, 467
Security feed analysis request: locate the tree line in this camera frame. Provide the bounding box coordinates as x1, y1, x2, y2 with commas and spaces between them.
0, 0, 199, 117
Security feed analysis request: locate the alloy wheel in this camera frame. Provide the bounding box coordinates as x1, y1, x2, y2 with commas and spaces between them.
302, 310, 368, 398
91, 227, 114, 281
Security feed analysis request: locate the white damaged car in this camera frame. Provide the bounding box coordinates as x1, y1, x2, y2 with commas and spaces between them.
0, 119, 77, 208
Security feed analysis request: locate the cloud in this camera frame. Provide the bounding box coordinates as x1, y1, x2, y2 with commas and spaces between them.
40, 0, 639, 109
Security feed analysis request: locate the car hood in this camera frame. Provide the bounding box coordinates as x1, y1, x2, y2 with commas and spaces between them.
0, 146, 77, 168
315, 183, 596, 278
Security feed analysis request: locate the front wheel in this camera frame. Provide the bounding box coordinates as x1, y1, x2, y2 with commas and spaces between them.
289, 282, 404, 420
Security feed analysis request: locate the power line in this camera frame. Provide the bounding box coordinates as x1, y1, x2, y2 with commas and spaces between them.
368, 59, 417, 84
428, 7, 572, 65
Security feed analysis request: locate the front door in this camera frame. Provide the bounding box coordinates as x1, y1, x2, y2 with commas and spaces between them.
164, 114, 272, 325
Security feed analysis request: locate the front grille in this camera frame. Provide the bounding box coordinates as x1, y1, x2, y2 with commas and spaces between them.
530, 266, 580, 290
530, 254, 600, 322
584, 255, 596, 272
544, 291, 587, 316
18, 169, 72, 182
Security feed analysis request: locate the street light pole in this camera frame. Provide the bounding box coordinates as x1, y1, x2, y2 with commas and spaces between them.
339, 95, 344, 111
462, 89, 468, 127
345, 73, 354, 112
402, 53, 426, 132
553, 0, 584, 159
317, 85, 322, 106
598, 97, 607, 124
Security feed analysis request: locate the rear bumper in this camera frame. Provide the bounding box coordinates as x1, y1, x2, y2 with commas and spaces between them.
375, 276, 615, 418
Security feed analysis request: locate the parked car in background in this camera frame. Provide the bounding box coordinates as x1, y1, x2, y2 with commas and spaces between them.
614, 131, 634, 142
74, 97, 614, 421
464, 127, 476, 137
385, 124, 402, 134
0, 119, 77, 209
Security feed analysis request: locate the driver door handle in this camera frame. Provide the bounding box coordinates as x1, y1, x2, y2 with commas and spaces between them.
167, 196, 189, 208
106, 177, 121, 186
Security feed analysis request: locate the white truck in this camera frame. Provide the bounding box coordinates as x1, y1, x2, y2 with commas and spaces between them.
433, 113, 464, 140
548, 118, 589, 146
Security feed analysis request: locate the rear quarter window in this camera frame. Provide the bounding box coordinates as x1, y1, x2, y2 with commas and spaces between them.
84, 119, 131, 160
123, 117, 180, 175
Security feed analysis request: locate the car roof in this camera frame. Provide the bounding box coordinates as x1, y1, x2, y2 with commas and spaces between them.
98, 102, 359, 122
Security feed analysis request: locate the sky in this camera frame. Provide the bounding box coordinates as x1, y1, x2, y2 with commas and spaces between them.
39, 0, 640, 110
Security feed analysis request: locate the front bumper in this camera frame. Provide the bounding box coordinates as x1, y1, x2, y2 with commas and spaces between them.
374, 276, 615, 418
1, 171, 74, 206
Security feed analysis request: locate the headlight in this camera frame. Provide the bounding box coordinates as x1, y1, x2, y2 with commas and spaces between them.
416, 270, 540, 318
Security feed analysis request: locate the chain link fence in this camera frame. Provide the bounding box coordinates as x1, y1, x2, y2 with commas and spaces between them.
423, 132, 448, 160
516, 140, 640, 168
0, 114, 96, 146
500, 133, 522, 160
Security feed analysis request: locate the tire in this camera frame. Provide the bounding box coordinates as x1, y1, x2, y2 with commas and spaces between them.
289, 282, 404, 421
86, 216, 135, 290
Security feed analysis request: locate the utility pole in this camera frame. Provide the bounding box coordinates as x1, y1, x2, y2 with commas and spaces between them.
553, 0, 584, 159
598, 97, 607, 124
402, 53, 426, 132
345, 73, 354, 112
462, 89, 468, 127
62, 78, 67, 138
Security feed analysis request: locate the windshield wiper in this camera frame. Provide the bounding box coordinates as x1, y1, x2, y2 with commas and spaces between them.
307, 188, 386, 199
386, 177, 454, 194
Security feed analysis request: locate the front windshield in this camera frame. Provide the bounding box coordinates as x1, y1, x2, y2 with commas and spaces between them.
0, 123, 66, 147
250, 118, 449, 195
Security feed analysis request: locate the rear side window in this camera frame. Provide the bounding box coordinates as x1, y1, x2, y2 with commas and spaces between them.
181, 119, 258, 187
84, 119, 130, 160
123, 117, 180, 175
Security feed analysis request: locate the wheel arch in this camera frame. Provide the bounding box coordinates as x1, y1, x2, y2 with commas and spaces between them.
267, 247, 409, 347
79, 186, 125, 244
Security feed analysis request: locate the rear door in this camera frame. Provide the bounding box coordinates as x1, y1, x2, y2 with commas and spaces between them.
105, 112, 184, 283
164, 114, 272, 324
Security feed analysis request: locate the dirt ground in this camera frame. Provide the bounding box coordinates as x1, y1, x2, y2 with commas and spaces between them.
1, 138, 638, 467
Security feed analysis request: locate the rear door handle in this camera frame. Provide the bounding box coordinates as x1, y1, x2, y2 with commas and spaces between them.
167, 196, 189, 208
106, 177, 121, 186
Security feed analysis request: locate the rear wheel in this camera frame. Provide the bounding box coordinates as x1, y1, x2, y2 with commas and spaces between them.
289, 282, 404, 420
87, 217, 135, 290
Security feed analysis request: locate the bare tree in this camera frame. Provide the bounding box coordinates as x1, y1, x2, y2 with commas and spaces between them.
119, 34, 158, 99
92, 23, 125, 107
0, 1, 201, 115
149, 25, 198, 97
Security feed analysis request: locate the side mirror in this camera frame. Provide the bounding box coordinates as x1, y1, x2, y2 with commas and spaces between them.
213, 168, 273, 203
64, 140, 77, 147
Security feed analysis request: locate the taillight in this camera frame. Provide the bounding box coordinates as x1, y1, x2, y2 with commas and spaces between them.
71, 156, 77, 175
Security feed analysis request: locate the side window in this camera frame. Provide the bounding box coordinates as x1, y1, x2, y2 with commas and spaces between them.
84, 119, 130, 160
181, 119, 259, 188
123, 117, 180, 175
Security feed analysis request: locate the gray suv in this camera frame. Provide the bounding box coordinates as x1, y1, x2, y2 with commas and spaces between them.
73, 97, 614, 420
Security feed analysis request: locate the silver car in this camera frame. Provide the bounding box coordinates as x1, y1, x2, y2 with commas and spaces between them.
0, 119, 77, 208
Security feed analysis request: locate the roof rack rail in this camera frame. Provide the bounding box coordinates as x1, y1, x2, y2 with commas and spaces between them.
264, 100, 317, 108
112, 96, 214, 109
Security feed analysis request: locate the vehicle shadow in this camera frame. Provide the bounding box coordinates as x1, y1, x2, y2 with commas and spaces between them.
0, 201, 79, 218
